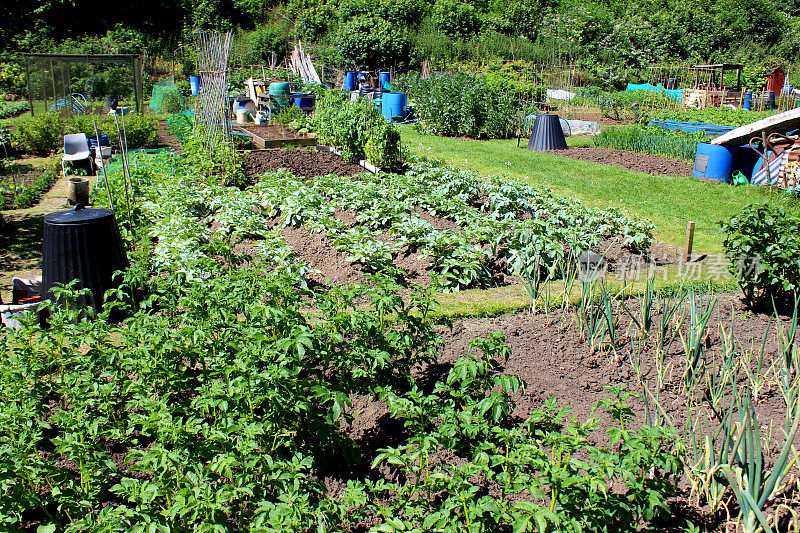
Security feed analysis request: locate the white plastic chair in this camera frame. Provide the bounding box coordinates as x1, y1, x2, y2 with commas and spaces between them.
62, 133, 92, 175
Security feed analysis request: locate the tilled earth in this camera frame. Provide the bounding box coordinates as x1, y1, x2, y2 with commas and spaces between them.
544, 147, 694, 177
242, 149, 364, 183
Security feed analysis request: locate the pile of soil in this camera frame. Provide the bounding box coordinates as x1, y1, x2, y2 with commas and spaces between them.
242, 149, 364, 181
544, 147, 693, 177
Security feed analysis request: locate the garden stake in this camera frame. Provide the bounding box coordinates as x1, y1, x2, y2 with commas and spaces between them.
112, 114, 134, 232
92, 119, 114, 212
113, 113, 134, 197
121, 112, 138, 186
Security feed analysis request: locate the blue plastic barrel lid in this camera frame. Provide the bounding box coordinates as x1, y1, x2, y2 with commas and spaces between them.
45, 206, 114, 225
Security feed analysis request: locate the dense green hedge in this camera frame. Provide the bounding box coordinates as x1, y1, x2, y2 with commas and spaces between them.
12, 113, 158, 155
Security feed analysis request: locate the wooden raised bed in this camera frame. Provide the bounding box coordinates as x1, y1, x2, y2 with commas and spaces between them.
235, 124, 317, 149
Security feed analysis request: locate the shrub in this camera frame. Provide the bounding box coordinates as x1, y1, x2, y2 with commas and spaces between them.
431, 0, 481, 38
721, 203, 800, 303
312, 89, 401, 166
364, 121, 401, 167
12, 113, 159, 155
395, 72, 516, 139
0, 62, 26, 92
335, 16, 412, 70
12, 113, 65, 155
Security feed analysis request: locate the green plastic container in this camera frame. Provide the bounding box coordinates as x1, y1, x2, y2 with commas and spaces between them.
269, 82, 291, 108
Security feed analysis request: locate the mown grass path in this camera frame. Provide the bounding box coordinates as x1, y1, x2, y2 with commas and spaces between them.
401, 127, 800, 255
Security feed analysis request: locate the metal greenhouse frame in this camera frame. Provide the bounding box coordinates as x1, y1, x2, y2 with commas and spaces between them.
22, 53, 144, 115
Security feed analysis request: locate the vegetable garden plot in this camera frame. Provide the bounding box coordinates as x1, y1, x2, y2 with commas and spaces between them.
238, 159, 655, 294
1, 148, 798, 532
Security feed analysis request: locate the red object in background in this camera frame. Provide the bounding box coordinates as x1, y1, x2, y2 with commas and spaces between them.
766, 66, 785, 93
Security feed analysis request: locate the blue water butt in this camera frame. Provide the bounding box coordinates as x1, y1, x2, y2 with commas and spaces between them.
693, 142, 736, 183
743, 92, 752, 111
189, 75, 201, 96
379, 72, 391, 90
343, 72, 357, 91
292, 92, 314, 109
381, 92, 407, 122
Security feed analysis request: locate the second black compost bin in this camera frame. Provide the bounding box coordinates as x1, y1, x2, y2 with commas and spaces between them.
42, 205, 128, 318
527, 113, 568, 151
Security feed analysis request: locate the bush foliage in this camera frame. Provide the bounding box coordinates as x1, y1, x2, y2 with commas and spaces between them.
12, 113, 159, 155
395, 72, 516, 139
312, 89, 401, 166
721, 203, 800, 303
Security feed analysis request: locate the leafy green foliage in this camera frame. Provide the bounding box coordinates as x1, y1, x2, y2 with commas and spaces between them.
0, 157, 59, 209
721, 203, 800, 303
0, 99, 29, 119
649, 108, 776, 127
12, 113, 158, 155
395, 72, 516, 139
335, 16, 412, 70
312, 89, 401, 166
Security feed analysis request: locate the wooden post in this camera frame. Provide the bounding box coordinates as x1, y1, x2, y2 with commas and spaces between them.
25, 56, 34, 117
685, 221, 695, 262
133, 56, 143, 114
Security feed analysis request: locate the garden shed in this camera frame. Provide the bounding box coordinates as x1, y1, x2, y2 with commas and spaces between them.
22, 53, 144, 115
765, 65, 786, 93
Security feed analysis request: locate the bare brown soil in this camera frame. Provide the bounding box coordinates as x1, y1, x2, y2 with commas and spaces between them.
544, 147, 693, 177
155, 118, 182, 151
242, 149, 364, 182
328, 294, 799, 530
564, 111, 633, 126
241, 123, 310, 141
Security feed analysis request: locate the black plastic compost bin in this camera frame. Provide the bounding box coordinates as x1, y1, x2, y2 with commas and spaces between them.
42, 205, 128, 319
527, 113, 568, 151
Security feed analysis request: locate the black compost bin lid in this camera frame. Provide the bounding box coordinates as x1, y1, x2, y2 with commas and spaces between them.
44, 205, 114, 225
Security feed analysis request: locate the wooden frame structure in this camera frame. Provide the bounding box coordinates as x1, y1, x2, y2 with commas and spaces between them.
23, 53, 143, 115
683, 63, 743, 109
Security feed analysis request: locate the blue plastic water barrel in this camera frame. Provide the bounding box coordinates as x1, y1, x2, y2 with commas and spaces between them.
743, 93, 752, 111
189, 76, 201, 96
381, 92, 407, 122
292, 92, 314, 109
693, 143, 736, 183
733, 144, 759, 181
379, 72, 391, 90
343, 72, 357, 91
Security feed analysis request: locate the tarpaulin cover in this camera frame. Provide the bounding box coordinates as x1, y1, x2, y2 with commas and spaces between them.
649, 120, 735, 137
625, 83, 684, 102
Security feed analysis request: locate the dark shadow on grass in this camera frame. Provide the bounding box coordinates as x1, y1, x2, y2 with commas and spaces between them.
0, 214, 44, 272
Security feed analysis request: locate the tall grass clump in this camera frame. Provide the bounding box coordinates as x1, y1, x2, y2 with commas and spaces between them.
593, 126, 700, 161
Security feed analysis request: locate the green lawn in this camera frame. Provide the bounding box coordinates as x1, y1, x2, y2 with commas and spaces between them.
401, 127, 800, 255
